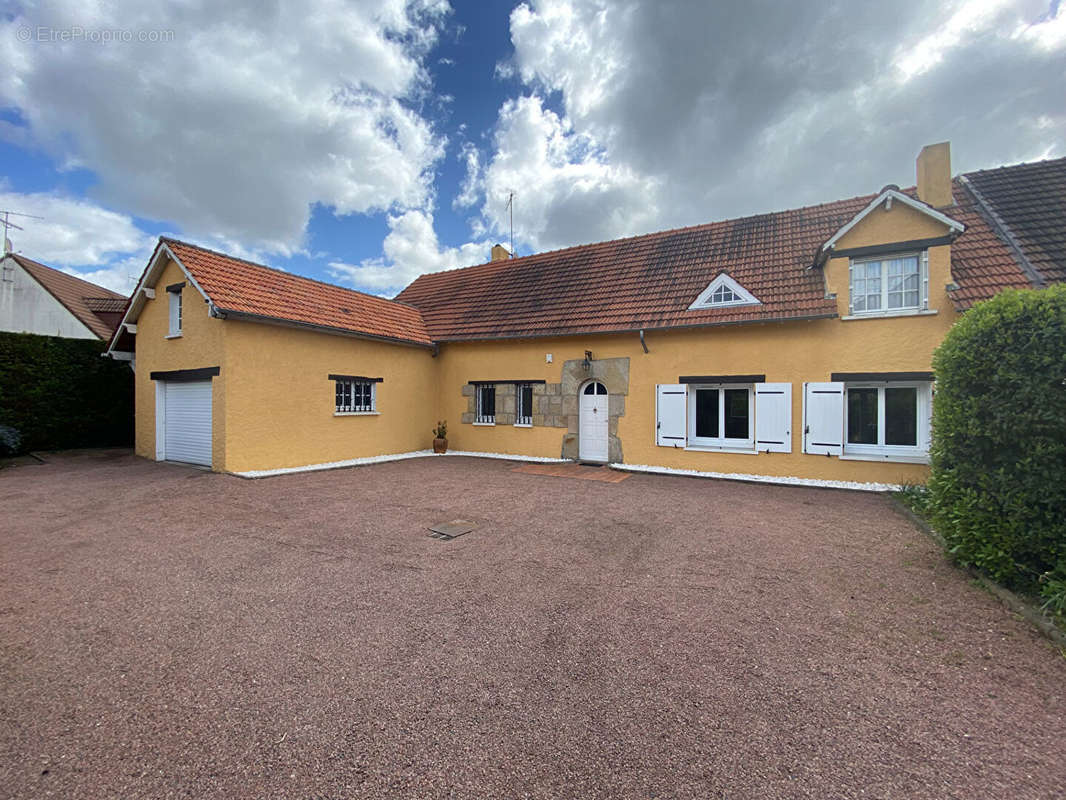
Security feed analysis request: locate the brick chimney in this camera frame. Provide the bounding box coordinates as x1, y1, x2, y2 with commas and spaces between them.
916, 142, 952, 207
490, 243, 511, 262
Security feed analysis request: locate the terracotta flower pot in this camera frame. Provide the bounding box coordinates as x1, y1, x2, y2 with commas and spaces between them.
433, 437, 448, 454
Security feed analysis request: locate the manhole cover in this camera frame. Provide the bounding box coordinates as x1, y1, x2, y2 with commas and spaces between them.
428, 520, 476, 540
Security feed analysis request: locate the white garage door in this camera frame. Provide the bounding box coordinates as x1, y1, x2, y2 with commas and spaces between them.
163, 381, 213, 466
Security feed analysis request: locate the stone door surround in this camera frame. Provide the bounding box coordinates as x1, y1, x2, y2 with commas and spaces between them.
460, 356, 630, 462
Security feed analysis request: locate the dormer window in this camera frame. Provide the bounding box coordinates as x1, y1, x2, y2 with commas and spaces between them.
688, 273, 761, 310
849, 252, 929, 316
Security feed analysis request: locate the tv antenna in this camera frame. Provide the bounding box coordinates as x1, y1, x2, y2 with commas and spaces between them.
0, 210, 44, 253
505, 191, 515, 258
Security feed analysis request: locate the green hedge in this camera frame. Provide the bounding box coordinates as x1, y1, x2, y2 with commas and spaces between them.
928, 285, 1066, 606
0, 331, 133, 455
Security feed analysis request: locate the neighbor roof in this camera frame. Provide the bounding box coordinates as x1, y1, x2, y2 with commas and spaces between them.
961, 157, 1066, 288
10, 254, 126, 339
159, 238, 433, 347
396, 168, 1037, 340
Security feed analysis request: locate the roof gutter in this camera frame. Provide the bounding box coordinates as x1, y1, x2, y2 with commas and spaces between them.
211, 307, 436, 350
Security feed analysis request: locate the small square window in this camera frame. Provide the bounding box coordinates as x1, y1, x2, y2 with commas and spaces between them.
335, 379, 375, 413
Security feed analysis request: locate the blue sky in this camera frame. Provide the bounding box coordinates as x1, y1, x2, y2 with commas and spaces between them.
1, 0, 1063, 296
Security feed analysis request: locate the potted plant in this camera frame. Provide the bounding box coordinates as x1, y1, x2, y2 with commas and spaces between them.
432, 420, 448, 454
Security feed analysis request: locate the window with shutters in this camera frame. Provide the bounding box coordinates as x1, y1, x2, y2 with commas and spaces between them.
334, 378, 376, 414
515, 383, 533, 426
476, 385, 496, 424
688, 384, 754, 450
658, 382, 791, 453
843, 382, 931, 459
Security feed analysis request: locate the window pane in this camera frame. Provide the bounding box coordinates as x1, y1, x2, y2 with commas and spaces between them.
596, 383, 607, 395
584, 383, 595, 395
847, 388, 878, 445
695, 389, 718, 438
484, 387, 495, 418
885, 387, 918, 446
519, 385, 533, 422
723, 389, 749, 440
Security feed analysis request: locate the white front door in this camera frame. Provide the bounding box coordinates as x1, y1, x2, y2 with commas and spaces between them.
161, 380, 213, 466
579, 381, 609, 462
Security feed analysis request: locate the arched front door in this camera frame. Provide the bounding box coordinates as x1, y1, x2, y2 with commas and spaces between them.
579, 381, 609, 462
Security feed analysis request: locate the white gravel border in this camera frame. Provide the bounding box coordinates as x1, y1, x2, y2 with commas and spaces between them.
609, 462, 900, 493
235, 451, 899, 491
234, 449, 568, 478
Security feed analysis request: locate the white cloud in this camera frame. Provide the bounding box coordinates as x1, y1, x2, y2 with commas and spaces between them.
329, 209, 491, 294
478, 95, 659, 252
472, 0, 1066, 255
0, 0, 451, 255
0, 189, 156, 293
453, 142, 483, 209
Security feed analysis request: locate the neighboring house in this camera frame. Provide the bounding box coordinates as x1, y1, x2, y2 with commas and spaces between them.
0, 253, 127, 340
106, 143, 1065, 487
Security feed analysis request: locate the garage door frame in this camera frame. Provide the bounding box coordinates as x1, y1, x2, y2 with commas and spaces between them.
150, 366, 220, 466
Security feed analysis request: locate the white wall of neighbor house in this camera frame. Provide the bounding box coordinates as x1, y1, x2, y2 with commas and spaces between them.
0, 255, 96, 339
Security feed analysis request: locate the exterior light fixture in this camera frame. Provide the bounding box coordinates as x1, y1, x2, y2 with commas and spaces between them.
583, 350, 593, 372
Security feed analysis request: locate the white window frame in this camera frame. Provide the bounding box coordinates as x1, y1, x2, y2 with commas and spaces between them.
848, 251, 929, 317
334, 378, 377, 415
686, 383, 755, 452
688, 273, 761, 310
515, 383, 533, 427
475, 385, 496, 425
843, 381, 932, 461
167, 288, 183, 337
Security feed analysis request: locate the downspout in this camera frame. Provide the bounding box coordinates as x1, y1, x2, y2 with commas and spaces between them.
638, 329, 648, 354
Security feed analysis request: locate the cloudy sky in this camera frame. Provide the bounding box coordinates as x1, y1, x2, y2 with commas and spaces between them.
1, 0, 1063, 296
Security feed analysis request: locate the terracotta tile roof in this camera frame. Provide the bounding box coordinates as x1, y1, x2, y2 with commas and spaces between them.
396, 199, 866, 341
11, 254, 127, 339
946, 180, 1034, 311
161, 238, 432, 347
396, 162, 1056, 338
961, 157, 1066, 287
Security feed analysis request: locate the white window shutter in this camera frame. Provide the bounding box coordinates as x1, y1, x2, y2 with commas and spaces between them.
656, 384, 687, 447
755, 383, 792, 453
803, 382, 844, 455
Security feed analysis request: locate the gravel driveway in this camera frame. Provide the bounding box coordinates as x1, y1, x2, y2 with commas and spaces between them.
1, 452, 1063, 799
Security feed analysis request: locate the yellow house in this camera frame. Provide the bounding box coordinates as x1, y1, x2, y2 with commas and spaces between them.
107, 143, 1060, 489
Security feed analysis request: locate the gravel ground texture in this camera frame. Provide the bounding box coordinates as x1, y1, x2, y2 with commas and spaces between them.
1, 451, 1064, 799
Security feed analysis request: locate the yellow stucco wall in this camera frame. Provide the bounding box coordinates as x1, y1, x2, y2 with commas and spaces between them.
132, 199, 964, 484
134, 256, 438, 473
133, 257, 227, 469
436, 201, 960, 485
219, 322, 438, 473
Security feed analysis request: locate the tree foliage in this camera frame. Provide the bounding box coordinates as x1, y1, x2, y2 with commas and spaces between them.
928, 285, 1066, 608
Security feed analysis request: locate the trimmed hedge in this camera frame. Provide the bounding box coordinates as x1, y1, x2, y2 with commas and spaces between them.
0, 331, 133, 455
928, 285, 1066, 605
